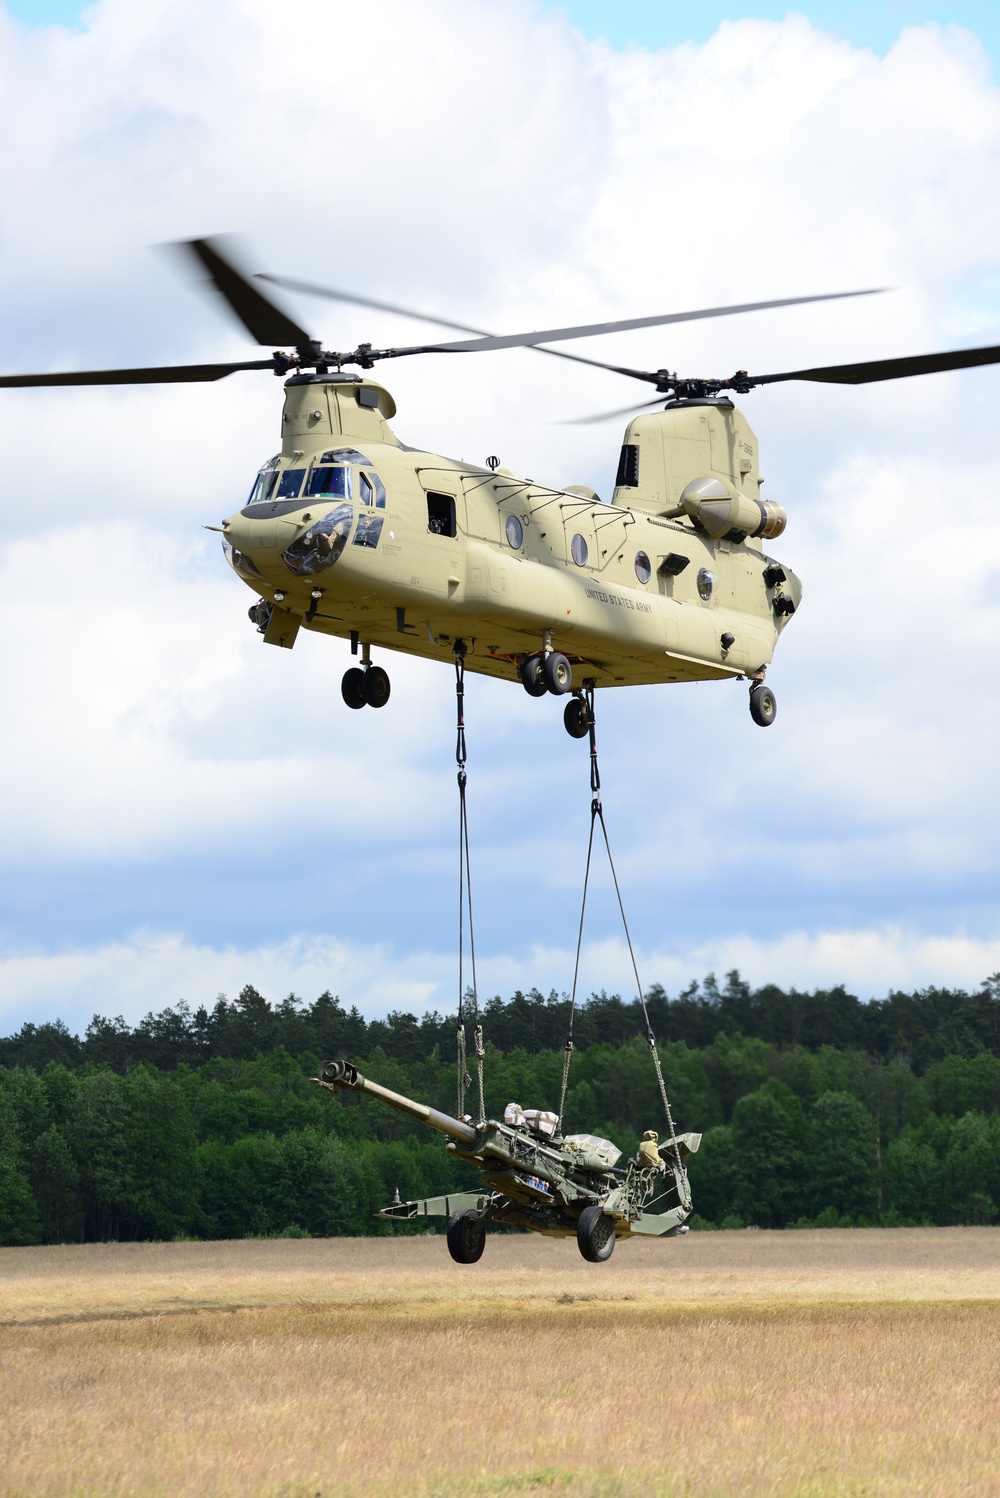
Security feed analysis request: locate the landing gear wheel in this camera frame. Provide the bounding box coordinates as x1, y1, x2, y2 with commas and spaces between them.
341, 667, 367, 710
576, 1204, 616, 1262
446, 1208, 486, 1264
563, 697, 590, 739
519, 654, 547, 698
749, 683, 777, 727
363, 665, 391, 709
542, 651, 573, 695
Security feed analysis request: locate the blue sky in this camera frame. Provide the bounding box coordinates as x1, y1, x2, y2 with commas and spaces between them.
3, 0, 1000, 1033
557, 1, 1000, 60
9, 0, 1000, 57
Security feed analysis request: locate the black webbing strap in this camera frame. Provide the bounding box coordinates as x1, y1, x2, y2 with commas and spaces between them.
455, 643, 484, 1125
558, 685, 683, 1176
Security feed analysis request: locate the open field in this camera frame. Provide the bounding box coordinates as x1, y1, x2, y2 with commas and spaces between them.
2, 1230, 999, 1497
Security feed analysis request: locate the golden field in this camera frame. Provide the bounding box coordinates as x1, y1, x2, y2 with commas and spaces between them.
2, 1229, 999, 1497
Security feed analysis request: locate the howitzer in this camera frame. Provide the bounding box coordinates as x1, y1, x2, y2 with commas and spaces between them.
313, 1059, 700, 1263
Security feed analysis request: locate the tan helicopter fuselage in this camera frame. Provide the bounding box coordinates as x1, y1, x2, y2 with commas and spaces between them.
221, 374, 801, 689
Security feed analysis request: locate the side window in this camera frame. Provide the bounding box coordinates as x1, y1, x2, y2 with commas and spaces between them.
427, 491, 456, 538
615, 444, 639, 488
359, 470, 386, 508
353, 512, 384, 549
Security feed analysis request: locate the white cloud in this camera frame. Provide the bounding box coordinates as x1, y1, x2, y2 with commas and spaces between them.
3, 921, 998, 1037
2, 2, 1000, 1025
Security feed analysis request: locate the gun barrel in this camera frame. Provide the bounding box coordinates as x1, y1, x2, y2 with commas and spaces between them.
320, 1060, 478, 1146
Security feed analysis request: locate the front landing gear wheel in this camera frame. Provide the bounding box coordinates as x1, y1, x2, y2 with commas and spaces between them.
564, 697, 590, 739
446, 1208, 486, 1264
542, 651, 573, 695
577, 1204, 616, 1262
749, 683, 777, 727
363, 665, 391, 709
341, 668, 366, 710
519, 654, 547, 697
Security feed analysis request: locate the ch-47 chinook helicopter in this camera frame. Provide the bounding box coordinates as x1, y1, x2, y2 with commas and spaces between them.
4, 236, 1000, 735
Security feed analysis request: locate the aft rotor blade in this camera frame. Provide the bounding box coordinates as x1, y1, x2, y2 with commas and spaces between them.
381, 289, 886, 359
180, 237, 316, 350
0, 359, 278, 388
560, 396, 667, 426
746, 342, 1000, 388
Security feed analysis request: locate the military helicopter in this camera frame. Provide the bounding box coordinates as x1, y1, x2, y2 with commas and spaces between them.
4, 237, 1000, 736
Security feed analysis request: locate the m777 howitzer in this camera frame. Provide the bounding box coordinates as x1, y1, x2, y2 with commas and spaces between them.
313, 1059, 701, 1263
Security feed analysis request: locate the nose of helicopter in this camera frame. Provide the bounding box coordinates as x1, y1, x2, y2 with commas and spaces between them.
223, 502, 313, 556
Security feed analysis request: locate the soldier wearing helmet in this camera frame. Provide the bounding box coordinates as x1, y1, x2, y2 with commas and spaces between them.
637, 1129, 664, 1171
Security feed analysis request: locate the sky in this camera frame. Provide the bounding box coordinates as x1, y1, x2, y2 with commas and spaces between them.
3, 0, 1000, 1034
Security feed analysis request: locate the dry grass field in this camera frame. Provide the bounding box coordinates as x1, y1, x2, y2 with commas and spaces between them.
2, 1228, 999, 1497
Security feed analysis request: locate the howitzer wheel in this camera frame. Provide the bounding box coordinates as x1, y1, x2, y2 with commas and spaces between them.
446, 1208, 486, 1264
576, 1204, 616, 1262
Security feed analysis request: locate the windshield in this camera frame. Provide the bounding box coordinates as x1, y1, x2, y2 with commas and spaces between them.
305, 465, 353, 500
246, 459, 280, 507
276, 468, 306, 500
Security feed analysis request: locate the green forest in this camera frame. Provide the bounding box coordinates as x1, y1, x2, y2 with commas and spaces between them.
2, 971, 999, 1245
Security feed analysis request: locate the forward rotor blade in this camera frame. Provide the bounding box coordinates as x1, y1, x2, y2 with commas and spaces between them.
257, 272, 493, 339
0, 359, 278, 388
560, 396, 667, 426
179, 237, 315, 350
747, 342, 1000, 388
258, 271, 657, 380
381, 289, 886, 359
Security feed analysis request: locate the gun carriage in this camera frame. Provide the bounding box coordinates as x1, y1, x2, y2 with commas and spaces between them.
314, 1059, 700, 1263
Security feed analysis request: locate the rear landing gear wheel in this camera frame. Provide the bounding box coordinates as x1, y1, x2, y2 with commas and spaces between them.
577, 1204, 616, 1262
542, 651, 573, 695
749, 683, 777, 727
519, 654, 547, 697
363, 665, 391, 709
341, 667, 367, 710
446, 1208, 486, 1264
563, 696, 590, 739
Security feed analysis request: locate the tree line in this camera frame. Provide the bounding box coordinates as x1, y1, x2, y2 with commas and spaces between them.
1, 973, 998, 1245
4, 970, 999, 1075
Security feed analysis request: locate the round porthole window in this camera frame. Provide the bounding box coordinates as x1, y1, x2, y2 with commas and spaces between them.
571, 533, 589, 566
697, 567, 716, 601
634, 550, 651, 584
505, 514, 523, 549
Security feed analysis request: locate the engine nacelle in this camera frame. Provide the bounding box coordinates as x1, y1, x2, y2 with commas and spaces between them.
677, 476, 786, 541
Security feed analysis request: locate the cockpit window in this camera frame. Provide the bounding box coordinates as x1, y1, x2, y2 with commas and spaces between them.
359, 470, 386, 509
247, 466, 280, 507
353, 512, 384, 549
222, 538, 262, 581
319, 447, 370, 465
276, 468, 306, 500
282, 503, 354, 576
305, 465, 352, 500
